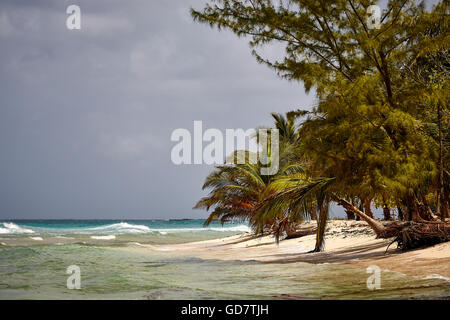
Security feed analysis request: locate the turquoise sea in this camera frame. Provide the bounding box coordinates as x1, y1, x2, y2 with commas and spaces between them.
0, 220, 449, 299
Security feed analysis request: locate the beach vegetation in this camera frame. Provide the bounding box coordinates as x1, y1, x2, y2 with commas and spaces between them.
193, 0, 449, 251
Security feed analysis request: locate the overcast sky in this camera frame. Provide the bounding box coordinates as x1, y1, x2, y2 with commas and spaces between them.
0, 0, 318, 219
2, 0, 437, 220
4, 1, 436, 219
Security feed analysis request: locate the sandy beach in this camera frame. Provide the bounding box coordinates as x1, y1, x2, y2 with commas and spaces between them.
153, 220, 450, 279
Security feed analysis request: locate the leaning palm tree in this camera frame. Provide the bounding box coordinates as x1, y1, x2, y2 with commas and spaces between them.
195, 112, 311, 234
259, 175, 334, 250
195, 148, 308, 234
194, 153, 268, 227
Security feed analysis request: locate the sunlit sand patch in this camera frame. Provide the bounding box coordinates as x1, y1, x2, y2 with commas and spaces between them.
90, 235, 116, 240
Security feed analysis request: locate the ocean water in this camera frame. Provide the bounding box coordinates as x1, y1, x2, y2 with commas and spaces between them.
0, 220, 449, 300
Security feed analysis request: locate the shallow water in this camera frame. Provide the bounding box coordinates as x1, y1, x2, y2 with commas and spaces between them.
0, 220, 449, 300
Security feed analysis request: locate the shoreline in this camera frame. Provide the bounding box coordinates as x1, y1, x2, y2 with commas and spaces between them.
151, 220, 450, 279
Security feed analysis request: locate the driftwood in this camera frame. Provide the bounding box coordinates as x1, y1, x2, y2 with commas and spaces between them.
285, 226, 317, 240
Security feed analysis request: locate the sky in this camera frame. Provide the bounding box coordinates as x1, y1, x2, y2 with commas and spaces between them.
3, 1, 436, 220
0, 0, 316, 219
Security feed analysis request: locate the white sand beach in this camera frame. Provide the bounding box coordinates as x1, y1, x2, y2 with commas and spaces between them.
152, 220, 450, 279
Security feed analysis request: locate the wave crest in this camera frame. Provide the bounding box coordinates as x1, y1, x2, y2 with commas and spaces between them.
0, 222, 34, 234
83, 222, 250, 235
87, 222, 151, 234
0, 221, 250, 236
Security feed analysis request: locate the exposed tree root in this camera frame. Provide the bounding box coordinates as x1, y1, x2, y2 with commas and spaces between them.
336, 198, 450, 251
378, 221, 450, 250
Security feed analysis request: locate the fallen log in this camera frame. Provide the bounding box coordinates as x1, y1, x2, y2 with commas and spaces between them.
284, 226, 317, 240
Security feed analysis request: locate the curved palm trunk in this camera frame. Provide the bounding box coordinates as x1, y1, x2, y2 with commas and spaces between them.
335, 198, 386, 236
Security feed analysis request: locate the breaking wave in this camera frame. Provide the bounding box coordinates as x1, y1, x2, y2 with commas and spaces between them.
0, 222, 35, 234
78, 222, 250, 235
0, 221, 250, 236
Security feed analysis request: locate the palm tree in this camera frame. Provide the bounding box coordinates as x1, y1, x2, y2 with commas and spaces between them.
259, 176, 334, 251
194, 157, 268, 227
195, 150, 308, 236
195, 112, 313, 238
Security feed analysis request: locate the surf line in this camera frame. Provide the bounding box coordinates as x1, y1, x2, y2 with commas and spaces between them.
181, 304, 215, 318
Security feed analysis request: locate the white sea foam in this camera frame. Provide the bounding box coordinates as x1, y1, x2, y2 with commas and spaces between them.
129, 242, 147, 246
424, 274, 450, 282
129, 242, 153, 248
0, 221, 251, 237
0, 222, 34, 234
55, 236, 75, 239
149, 225, 251, 234
87, 222, 151, 234
79, 222, 250, 235
29, 237, 43, 241
128, 242, 174, 251
90, 235, 116, 240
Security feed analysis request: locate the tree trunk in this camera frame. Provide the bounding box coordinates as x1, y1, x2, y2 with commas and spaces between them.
443, 188, 449, 220
336, 198, 386, 236
355, 200, 363, 221
412, 197, 435, 222
309, 204, 317, 220
420, 193, 439, 221
313, 202, 329, 252
382, 196, 392, 221
437, 102, 444, 218
345, 209, 355, 220
397, 206, 404, 221
364, 198, 374, 218
403, 196, 422, 222
383, 206, 392, 221
443, 172, 449, 220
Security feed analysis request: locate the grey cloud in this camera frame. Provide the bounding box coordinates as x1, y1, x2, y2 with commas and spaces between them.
0, 0, 316, 219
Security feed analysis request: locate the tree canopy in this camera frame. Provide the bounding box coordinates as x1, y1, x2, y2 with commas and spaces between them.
192, 0, 449, 251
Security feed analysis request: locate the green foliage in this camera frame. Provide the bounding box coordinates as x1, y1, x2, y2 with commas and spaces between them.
193, 0, 449, 249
